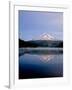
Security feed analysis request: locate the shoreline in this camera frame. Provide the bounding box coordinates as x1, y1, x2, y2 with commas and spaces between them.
19, 47, 63, 56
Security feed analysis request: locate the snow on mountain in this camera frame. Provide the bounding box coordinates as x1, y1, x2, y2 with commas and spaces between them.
32, 33, 54, 40
39, 33, 54, 40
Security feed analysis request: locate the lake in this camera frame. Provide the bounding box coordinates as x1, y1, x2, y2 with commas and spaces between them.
19, 48, 63, 79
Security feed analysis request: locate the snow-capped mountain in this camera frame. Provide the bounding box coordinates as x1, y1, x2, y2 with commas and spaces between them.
39, 33, 54, 40
32, 33, 54, 40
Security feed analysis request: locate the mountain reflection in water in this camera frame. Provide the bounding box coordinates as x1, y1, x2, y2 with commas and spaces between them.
39, 54, 55, 62
19, 48, 63, 79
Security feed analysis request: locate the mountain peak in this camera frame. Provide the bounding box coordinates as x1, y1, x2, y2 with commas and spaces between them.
39, 33, 54, 40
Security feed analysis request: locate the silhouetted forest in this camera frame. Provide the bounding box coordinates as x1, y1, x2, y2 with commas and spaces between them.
19, 39, 63, 48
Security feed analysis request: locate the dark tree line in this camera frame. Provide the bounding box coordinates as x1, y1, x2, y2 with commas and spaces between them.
19, 39, 63, 48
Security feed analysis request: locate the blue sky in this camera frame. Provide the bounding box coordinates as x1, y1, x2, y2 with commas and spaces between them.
19, 10, 63, 41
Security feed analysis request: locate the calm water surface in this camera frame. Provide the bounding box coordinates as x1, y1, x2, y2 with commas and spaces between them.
19, 48, 63, 79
